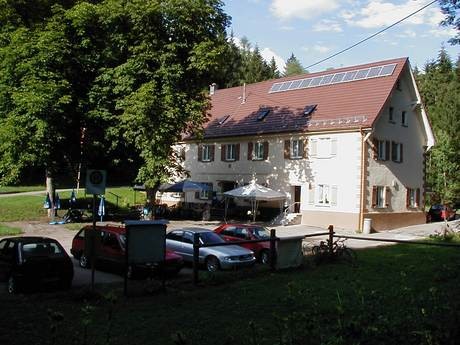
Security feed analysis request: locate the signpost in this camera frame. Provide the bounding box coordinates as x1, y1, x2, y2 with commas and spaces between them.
85, 169, 107, 291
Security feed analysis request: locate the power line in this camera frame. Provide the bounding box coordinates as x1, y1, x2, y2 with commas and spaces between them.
305, 0, 438, 70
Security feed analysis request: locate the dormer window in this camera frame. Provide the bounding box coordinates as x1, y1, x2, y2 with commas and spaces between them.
256, 108, 270, 121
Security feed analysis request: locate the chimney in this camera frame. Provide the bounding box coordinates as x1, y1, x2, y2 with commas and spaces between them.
209, 83, 217, 95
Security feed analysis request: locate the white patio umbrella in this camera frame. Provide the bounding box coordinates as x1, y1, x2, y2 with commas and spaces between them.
223, 182, 285, 222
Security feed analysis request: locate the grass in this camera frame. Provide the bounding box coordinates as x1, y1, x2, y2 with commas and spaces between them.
1, 244, 459, 345
0, 224, 23, 236
0, 185, 44, 194
0, 186, 146, 222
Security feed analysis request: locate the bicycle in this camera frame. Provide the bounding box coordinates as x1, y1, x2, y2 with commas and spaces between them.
311, 237, 357, 264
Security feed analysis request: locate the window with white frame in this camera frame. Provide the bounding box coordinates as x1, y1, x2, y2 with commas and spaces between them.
373, 186, 389, 208
202, 145, 211, 162
401, 111, 408, 126
311, 138, 337, 158
391, 142, 403, 163
225, 144, 236, 161
317, 184, 330, 205
291, 139, 303, 159
407, 188, 420, 208
254, 142, 264, 160
199, 190, 210, 199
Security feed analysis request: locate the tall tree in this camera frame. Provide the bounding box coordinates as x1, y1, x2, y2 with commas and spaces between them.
417, 47, 460, 205
439, 0, 460, 45
283, 53, 306, 77
0, 0, 231, 207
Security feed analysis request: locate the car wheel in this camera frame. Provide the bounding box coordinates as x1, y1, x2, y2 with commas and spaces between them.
260, 250, 270, 265
205, 256, 220, 272
79, 253, 89, 268
7, 276, 17, 294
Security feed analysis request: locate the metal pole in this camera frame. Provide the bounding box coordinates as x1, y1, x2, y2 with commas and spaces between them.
193, 233, 200, 285
269, 229, 276, 271
91, 194, 96, 291
328, 225, 334, 255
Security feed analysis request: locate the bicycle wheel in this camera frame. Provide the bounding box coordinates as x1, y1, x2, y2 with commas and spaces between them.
338, 247, 357, 264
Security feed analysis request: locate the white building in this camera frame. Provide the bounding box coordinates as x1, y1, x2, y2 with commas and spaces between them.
176, 57, 434, 231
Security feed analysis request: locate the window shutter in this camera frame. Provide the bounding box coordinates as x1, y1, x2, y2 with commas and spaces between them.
308, 185, 315, 205
198, 145, 202, 162
406, 188, 410, 208
311, 139, 317, 157
416, 188, 420, 208
210, 145, 215, 161
331, 138, 338, 156
284, 140, 290, 159
221, 144, 226, 161
372, 186, 377, 208
331, 185, 338, 206
372, 138, 378, 160
195, 191, 200, 199
235, 143, 240, 161
385, 186, 391, 207
263, 141, 269, 160
248, 142, 253, 160
385, 141, 390, 161
400, 143, 403, 163
303, 139, 308, 158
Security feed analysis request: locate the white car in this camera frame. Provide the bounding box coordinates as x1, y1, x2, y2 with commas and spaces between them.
166, 228, 256, 272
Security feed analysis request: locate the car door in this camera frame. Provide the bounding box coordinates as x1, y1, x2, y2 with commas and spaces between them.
0, 239, 11, 281
180, 231, 194, 261
99, 231, 123, 268
220, 226, 239, 242
166, 231, 185, 256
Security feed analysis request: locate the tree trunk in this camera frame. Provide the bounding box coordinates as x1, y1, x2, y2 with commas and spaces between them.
46, 169, 55, 218
145, 184, 159, 220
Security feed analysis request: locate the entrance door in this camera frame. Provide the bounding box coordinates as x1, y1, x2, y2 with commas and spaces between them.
294, 186, 301, 213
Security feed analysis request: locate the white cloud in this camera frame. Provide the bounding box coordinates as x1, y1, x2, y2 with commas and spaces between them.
302, 44, 333, 54
270, 0, 340, 20
313, 19, 343, 32
280, 25, 295, 31
261, 47, 286, 72
396, 29, 417, 38
342, 0, 444, 29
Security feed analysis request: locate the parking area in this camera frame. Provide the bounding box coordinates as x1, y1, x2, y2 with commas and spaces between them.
1, 218, 458, 291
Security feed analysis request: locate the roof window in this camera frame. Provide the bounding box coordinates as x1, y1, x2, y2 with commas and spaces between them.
218, 114, 230, 125
303, 104, 317, 116
256, 108, 270, 121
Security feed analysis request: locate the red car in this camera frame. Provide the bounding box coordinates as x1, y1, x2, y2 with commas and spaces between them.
71, 224, 183, 278
214, 224, 271, 264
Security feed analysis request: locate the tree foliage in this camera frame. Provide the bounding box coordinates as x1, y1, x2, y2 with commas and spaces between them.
0, 0, 231, 189
416, 47, 460, 204
283, 53, 307, 77
439, 0, 460, 45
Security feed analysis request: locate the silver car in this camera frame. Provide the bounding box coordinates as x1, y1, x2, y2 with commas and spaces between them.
165, 228, 256, 272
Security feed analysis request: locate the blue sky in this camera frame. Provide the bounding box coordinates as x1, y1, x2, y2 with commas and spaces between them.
224, 0, 459, 73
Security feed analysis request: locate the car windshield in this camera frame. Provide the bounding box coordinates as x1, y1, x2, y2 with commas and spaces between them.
199, 232, 225, 245
252, 227, 270, 239
21, 242, 65, 258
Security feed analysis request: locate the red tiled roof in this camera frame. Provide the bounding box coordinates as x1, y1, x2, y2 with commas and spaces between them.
199, 57, 408, 139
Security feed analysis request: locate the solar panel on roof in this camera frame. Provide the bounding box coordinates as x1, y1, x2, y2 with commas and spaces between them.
270, 83, 282, 92
267, 62, 398, 94
380, 64, 396, 76
289, 80, 302, 89
257, 109, 270, 121
320, 75, 333, 85
310, 76, 323, 87
343, 70, 357, 81
354, 69, 369, 80
300, 78, 312, 88
331, 72, 345, 83
367, 66, 382, 78
279, 81, 292, 91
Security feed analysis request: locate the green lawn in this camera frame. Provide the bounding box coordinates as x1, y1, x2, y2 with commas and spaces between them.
0, 185, 44, 194
0, 186, 146, 222
1, 244, 459, 345
0, 224, 23, 236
